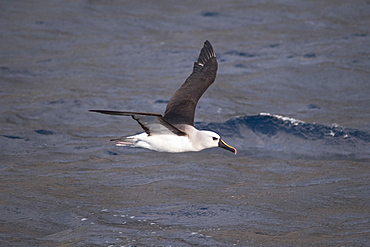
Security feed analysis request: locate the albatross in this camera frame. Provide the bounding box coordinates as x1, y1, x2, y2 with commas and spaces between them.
90, 40, 236, 154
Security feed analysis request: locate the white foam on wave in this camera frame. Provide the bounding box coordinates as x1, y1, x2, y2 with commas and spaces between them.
259, 113, 304, 125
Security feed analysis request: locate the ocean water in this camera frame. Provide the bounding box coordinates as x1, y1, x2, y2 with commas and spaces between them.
1, 1, 369, 246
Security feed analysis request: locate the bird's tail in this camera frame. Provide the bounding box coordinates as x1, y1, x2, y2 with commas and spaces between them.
110, 137, 137, 147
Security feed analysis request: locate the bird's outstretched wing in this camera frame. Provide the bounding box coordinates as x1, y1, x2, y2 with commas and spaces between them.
89, 110, 187, 136
163, 40, 218, 126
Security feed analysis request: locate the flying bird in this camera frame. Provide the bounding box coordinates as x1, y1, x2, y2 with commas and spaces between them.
90, 40, 236, 154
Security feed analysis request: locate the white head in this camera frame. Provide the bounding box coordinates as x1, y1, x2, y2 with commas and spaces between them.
193, 130, 237, 154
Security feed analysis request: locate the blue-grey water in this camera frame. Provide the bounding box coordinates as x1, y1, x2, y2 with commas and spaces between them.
1, 1, 369, 246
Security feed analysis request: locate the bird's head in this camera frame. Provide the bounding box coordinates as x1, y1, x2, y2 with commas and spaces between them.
196, 130, 237, 154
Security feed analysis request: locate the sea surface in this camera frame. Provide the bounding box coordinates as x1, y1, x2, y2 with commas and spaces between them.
1, 1, 369, 246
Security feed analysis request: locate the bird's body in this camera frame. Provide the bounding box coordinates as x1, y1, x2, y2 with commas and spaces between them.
90, 41, 236, 154
116, 126, 203, 152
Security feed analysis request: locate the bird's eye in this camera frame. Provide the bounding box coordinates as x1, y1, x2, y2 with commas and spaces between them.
212, 137, 218, 141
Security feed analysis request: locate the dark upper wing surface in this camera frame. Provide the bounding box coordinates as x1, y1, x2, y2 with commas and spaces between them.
163, 40, 218, 126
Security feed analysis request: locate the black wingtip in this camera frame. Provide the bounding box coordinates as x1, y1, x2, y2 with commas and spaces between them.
89, 110, 124, 116
89, 109, 108, 114
198, 40, 216, 66
89, 110, 163, 117
192, 40, 216, 74
204, 40, 211, 48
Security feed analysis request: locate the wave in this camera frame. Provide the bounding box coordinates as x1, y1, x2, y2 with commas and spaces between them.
197, 113, 370, 160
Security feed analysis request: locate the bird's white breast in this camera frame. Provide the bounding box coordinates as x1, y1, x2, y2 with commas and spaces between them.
129, 132, 197, 153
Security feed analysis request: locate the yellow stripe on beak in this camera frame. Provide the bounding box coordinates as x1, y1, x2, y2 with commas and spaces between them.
218, 139, 237, 154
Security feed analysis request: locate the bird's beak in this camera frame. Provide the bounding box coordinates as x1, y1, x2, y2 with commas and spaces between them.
218, 139, 237, 154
